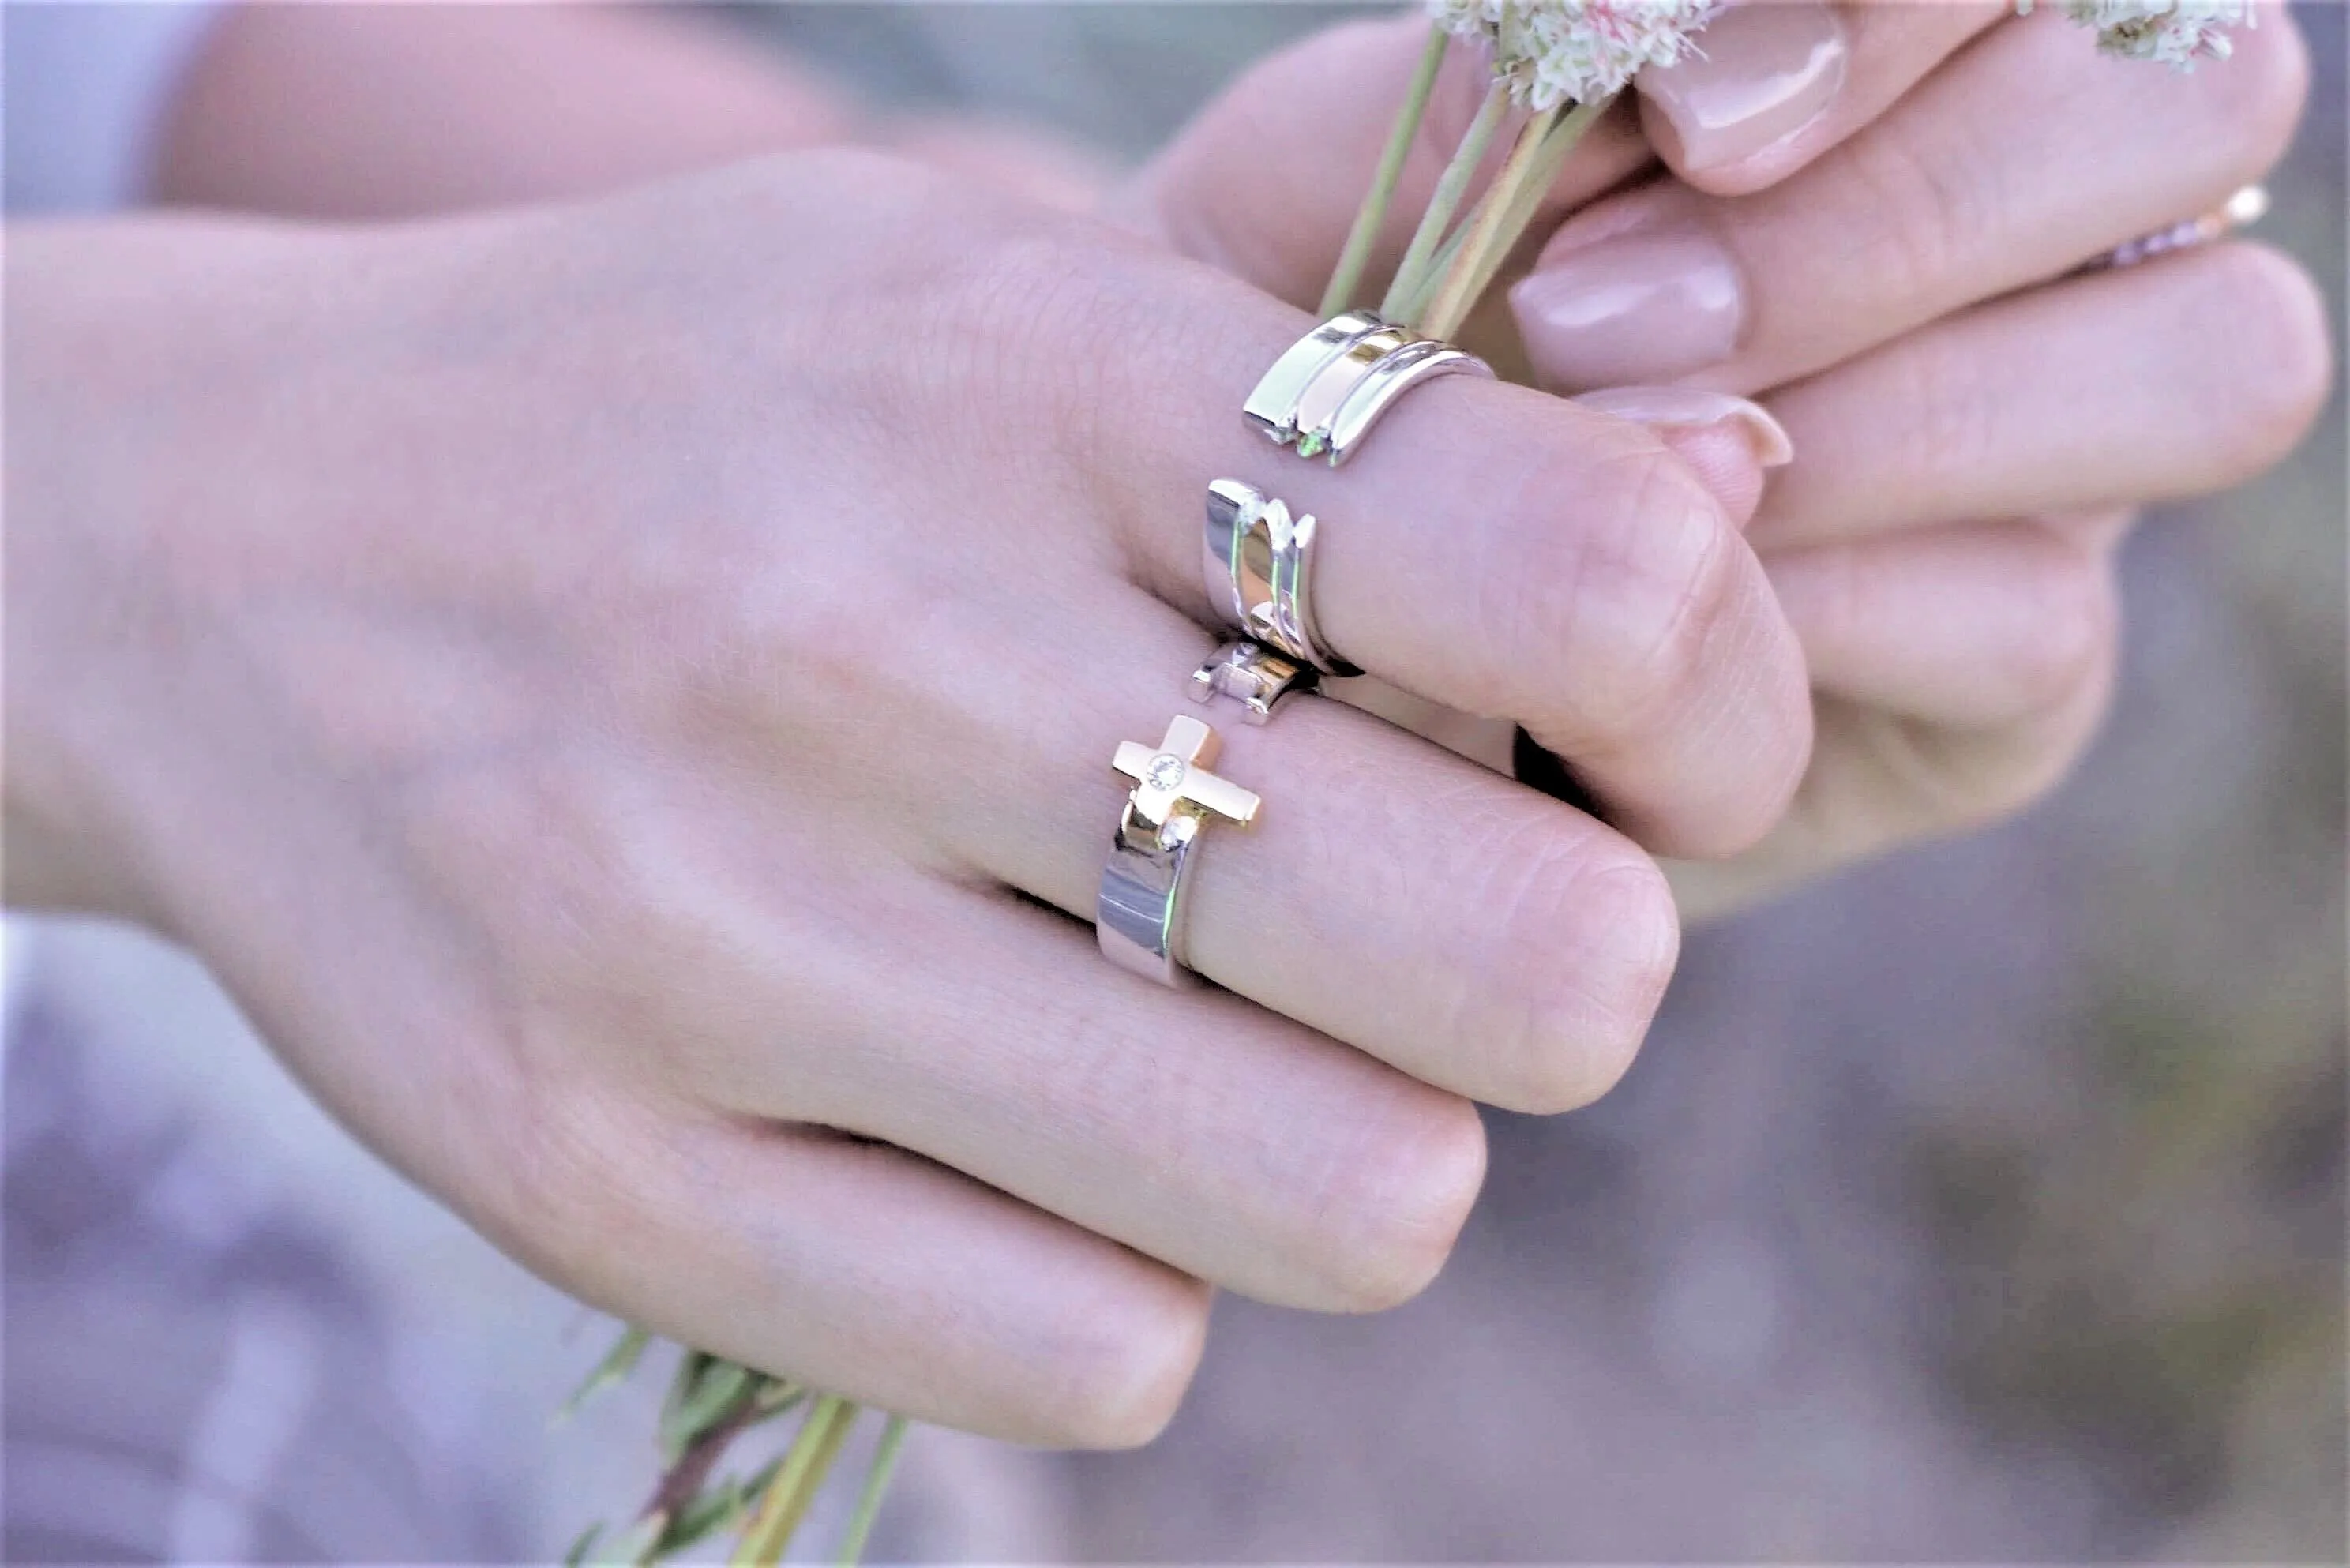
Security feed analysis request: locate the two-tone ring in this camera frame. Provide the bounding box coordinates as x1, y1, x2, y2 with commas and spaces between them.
1097, 313, 1488, 985
1241, 309, 1492, 467
1098, 639, 1316, 987
1201, 478, 1357, 677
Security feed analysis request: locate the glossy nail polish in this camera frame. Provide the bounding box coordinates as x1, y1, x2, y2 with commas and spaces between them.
1639, 0, 1850, 173
1510, 231, 1745, 392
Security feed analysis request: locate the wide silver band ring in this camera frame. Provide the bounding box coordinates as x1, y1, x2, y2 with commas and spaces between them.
1202, 478, 1357, 677
1098, 801, 1207, 987
1242, 311, 1492, 467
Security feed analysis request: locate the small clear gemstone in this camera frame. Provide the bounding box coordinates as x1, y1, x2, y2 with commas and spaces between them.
1296, 431, 1327, 459
1145, 753, 1187, 792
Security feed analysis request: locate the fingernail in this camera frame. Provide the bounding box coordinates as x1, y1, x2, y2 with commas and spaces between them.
1571, 387, 1793, 468
1638, 0, 1849, 173
1510, 231, 1745, 391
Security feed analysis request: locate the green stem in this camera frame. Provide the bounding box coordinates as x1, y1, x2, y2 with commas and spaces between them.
1413, 96, 1608, 339
1319, 23, 1449, 317
832, 1416, 910, 1566
730, 1397, 858, 1566
1380, 79, 1510, 321
1454, 96, 1609, 321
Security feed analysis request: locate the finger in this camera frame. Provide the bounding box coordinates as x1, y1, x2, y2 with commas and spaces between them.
1750, 242, 2334, 550
670, 859, 1489, 1315
1512, 4, 2309, 392
1038, 246, 1811, 857
1765, 516, 2120, 730
934, 587, 1684, 1118
1635, 0, 2007, 195
1666, 655, 2116, 920
1127, 14, 1651, 312
509, 1090, 1213, 1449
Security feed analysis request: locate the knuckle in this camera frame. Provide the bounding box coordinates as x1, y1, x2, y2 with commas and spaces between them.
1294, 1089, 1488, 1313
1892, 332, 2003, 501
2197, 245, 2336, 476
2001, 537, 2119, 719
493, 1073, 671, 1295
1980, 677, 2115, 821
1837, 126, 1980, 302
1026, 1272, 1212, 1448
1514, 444, 1736, 744
1471, 845, 1677, 1115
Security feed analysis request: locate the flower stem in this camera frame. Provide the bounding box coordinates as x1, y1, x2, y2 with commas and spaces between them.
1319, 24, 1449, 318
832, 1415, 910, 1565
1379, 78, 1511, 321
730, 1396, 858, 1566
1415, 96, 1608, 341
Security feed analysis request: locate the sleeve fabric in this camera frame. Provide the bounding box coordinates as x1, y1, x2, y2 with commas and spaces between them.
5, 1, 224, 213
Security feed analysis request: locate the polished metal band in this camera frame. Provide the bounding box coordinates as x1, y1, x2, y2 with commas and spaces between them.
1098, 713, 1263, 987
1191, 637, 1319, 724
1202, 478, 1357, 676
1098, 803, 1206, 987
1242, 311, 1492, 467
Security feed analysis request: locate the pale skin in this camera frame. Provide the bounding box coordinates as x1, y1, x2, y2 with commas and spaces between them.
6, 6, 2327, 1446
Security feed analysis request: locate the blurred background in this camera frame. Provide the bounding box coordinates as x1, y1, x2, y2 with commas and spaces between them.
6, 4, 2343, 1560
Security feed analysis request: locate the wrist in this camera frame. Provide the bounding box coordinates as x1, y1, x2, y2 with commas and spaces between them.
1, 217, 295, 930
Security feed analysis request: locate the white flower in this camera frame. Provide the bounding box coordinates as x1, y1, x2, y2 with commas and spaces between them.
1428, 0, 1721, 109
2021, 0, 2254, 69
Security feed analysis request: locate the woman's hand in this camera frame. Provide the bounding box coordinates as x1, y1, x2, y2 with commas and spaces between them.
9, 155, 1810, 1442
1133, 3, 2330, 917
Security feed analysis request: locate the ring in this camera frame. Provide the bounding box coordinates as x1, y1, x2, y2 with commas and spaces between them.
1191, 638, 1320, 724
1098, 713, 1263, 986
2093, 182, 2268, 272
1243, 312, 1492, 467
1203, 478, 1359, 676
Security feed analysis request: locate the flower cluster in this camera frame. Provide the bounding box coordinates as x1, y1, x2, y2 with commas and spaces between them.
1429, 0, 1721, 110
2029, 0, 2254, 69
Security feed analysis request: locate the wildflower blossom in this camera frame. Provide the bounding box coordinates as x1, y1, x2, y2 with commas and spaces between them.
2024, 0, 2254, 69
1428, 0, 1720, 109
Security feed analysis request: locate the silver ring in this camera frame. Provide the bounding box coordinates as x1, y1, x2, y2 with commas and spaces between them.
1203, 478, 1358, 676
1098, 714, 1262, 987
1190, 638, 1319, 725
1241, 310, 1391, 447
1242, 312, 1492, 467
2093, 182, 2268, 272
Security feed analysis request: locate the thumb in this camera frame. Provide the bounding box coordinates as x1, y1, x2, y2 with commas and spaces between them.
1121, 15, 1653, 313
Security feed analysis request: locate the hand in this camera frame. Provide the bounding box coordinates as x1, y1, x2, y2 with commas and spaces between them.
9, 156, 1809, 1442
1132, 4, 2330, 917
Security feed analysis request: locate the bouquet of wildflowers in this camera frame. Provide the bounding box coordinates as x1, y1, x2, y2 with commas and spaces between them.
562, 2, 2252, 1559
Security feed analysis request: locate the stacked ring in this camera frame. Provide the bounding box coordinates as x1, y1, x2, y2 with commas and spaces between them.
1098, 711, 1263, 987
1190, 636, 1319, 724
1242, 310, 1492, 467
1202, 478, 1358, 677
1094, 313, 1487, 984
1098, 641, 1313, 985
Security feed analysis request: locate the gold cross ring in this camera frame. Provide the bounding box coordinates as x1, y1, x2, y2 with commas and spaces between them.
1113, 714, 1261, 831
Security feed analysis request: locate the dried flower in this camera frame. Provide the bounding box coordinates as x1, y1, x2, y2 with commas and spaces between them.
1428, 0, 1721, 110
2022, 0, 2254, 69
